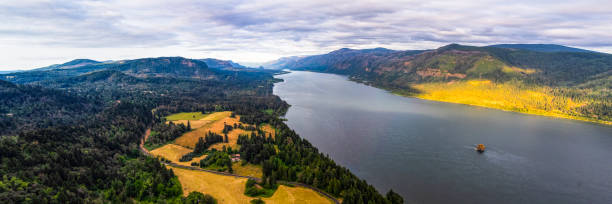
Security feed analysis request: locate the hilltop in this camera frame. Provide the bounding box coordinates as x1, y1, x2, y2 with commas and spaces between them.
488, 44, 595, 53
199, 58, 248, 70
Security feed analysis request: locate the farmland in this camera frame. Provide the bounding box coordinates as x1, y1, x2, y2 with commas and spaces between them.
165, 112, 209, 121
150, 144, 207, 166
169, 166, 333, 204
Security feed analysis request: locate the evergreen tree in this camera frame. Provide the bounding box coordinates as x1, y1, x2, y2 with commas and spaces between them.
386, 189, 403, 204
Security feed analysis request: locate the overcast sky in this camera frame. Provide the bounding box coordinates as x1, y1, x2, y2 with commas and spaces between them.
1, 0, 611, 70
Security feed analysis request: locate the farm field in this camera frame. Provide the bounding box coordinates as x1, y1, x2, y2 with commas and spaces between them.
147, 111, 321, 203
174, 111, 242, 148
169, 166, 333, 204
232, 163, 263, 178
173, 112, 276, 150
165, 112, 209, 121
152, 111, 276, 172
150, 144, 207, 166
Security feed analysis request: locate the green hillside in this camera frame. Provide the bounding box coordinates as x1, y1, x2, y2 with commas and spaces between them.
0, 57, 400, 203
281, 44, 612, 124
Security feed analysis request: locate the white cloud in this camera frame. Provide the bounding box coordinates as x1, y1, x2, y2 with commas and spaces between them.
0, 0, 610, 70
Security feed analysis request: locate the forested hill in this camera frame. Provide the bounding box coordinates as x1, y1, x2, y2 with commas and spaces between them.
488, 44, 595, 53
199, 58, 248, 70
0, 57, 401, 203
33, 59, 102, 71
277, 44, 612, 124
1, 57, 219, 84
281, 44, 612, 86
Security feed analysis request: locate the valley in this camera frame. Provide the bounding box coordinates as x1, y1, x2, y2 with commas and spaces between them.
1, 57, 399, 203
3, 1, 610, 203
276, 44, 612, 125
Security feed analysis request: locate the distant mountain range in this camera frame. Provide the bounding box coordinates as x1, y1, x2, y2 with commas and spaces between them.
0, 57, 250, 75
198, 58, 248, 70
258, 56, 305, 70
267, 43, 611, 124
270, 44, 610, 86
33, 59, 102, 71
0, 57, 259, 84
488, 44, 595, 53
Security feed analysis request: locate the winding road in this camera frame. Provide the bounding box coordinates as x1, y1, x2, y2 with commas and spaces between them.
139, 128, 340, 204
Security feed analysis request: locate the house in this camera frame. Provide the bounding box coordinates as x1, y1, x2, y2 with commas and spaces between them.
231, 154, 241, 162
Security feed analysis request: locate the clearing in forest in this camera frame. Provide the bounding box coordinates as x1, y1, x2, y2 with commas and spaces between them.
149, 144, 207, 166
260, 124, 276, 137
165, 112, 209, 121
155, 111, 276, 177
173, 112, 276, 150
173, 111, 242, 148
169, 166, 333, 204
232, 163, 263, 178
166, 111, 233, 129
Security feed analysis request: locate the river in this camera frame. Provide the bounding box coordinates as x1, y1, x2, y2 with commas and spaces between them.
273, 71, 612, 204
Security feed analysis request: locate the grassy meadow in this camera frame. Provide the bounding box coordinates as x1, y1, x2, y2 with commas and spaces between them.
150, 111, 333, 204
150, 144, 207, 166
165, 112, 210, 121
232, 163, 263, 178
153, 111, 277, 168
169, 166, 333, 204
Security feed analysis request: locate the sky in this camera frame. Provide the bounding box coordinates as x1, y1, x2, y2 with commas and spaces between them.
1, 0, 611, 70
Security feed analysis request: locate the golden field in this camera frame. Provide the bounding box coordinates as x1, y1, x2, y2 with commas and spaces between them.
158, 111, 276, 171
174, 112, 276, 150
232, 163, 263, 178
174, 111, 242, 149
169, 166, 332, 204
266, 185, 333, 204
165, 112, 209, 121
149, 144, 207, 166
259, 124, 276, 138
168, 119, 211, 129
409, 80, 611, 125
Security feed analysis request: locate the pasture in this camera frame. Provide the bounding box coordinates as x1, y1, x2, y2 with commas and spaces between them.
150, 144, 207, 166
165, 112, 209, 121
169, 166, 332, 204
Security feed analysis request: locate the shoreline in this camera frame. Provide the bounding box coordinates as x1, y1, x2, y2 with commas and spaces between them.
407, 93, 612, 126
385, 85, 612, 126
336, 72, 611, 126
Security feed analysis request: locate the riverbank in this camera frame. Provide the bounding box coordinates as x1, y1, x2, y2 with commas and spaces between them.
344, 76, 611, 126
273, 71, 612, 204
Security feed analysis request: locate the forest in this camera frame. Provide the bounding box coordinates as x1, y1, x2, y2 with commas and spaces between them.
0, 57, 402, 203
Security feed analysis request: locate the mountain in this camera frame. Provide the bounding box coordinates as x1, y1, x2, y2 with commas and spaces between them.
1, 57, 220, 84
33, 59, 102, 71
0, 70, 23, 74
488, 44, 594, 53
283, 44, 612, 86
199, 58, 248, 70
279, 44, 612, 124
261, 56, 305, 69
110, 57, 214, 78
266, 48, 402, 70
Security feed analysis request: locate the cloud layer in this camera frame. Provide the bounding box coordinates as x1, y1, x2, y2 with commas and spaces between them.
1, 0, 611, 69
